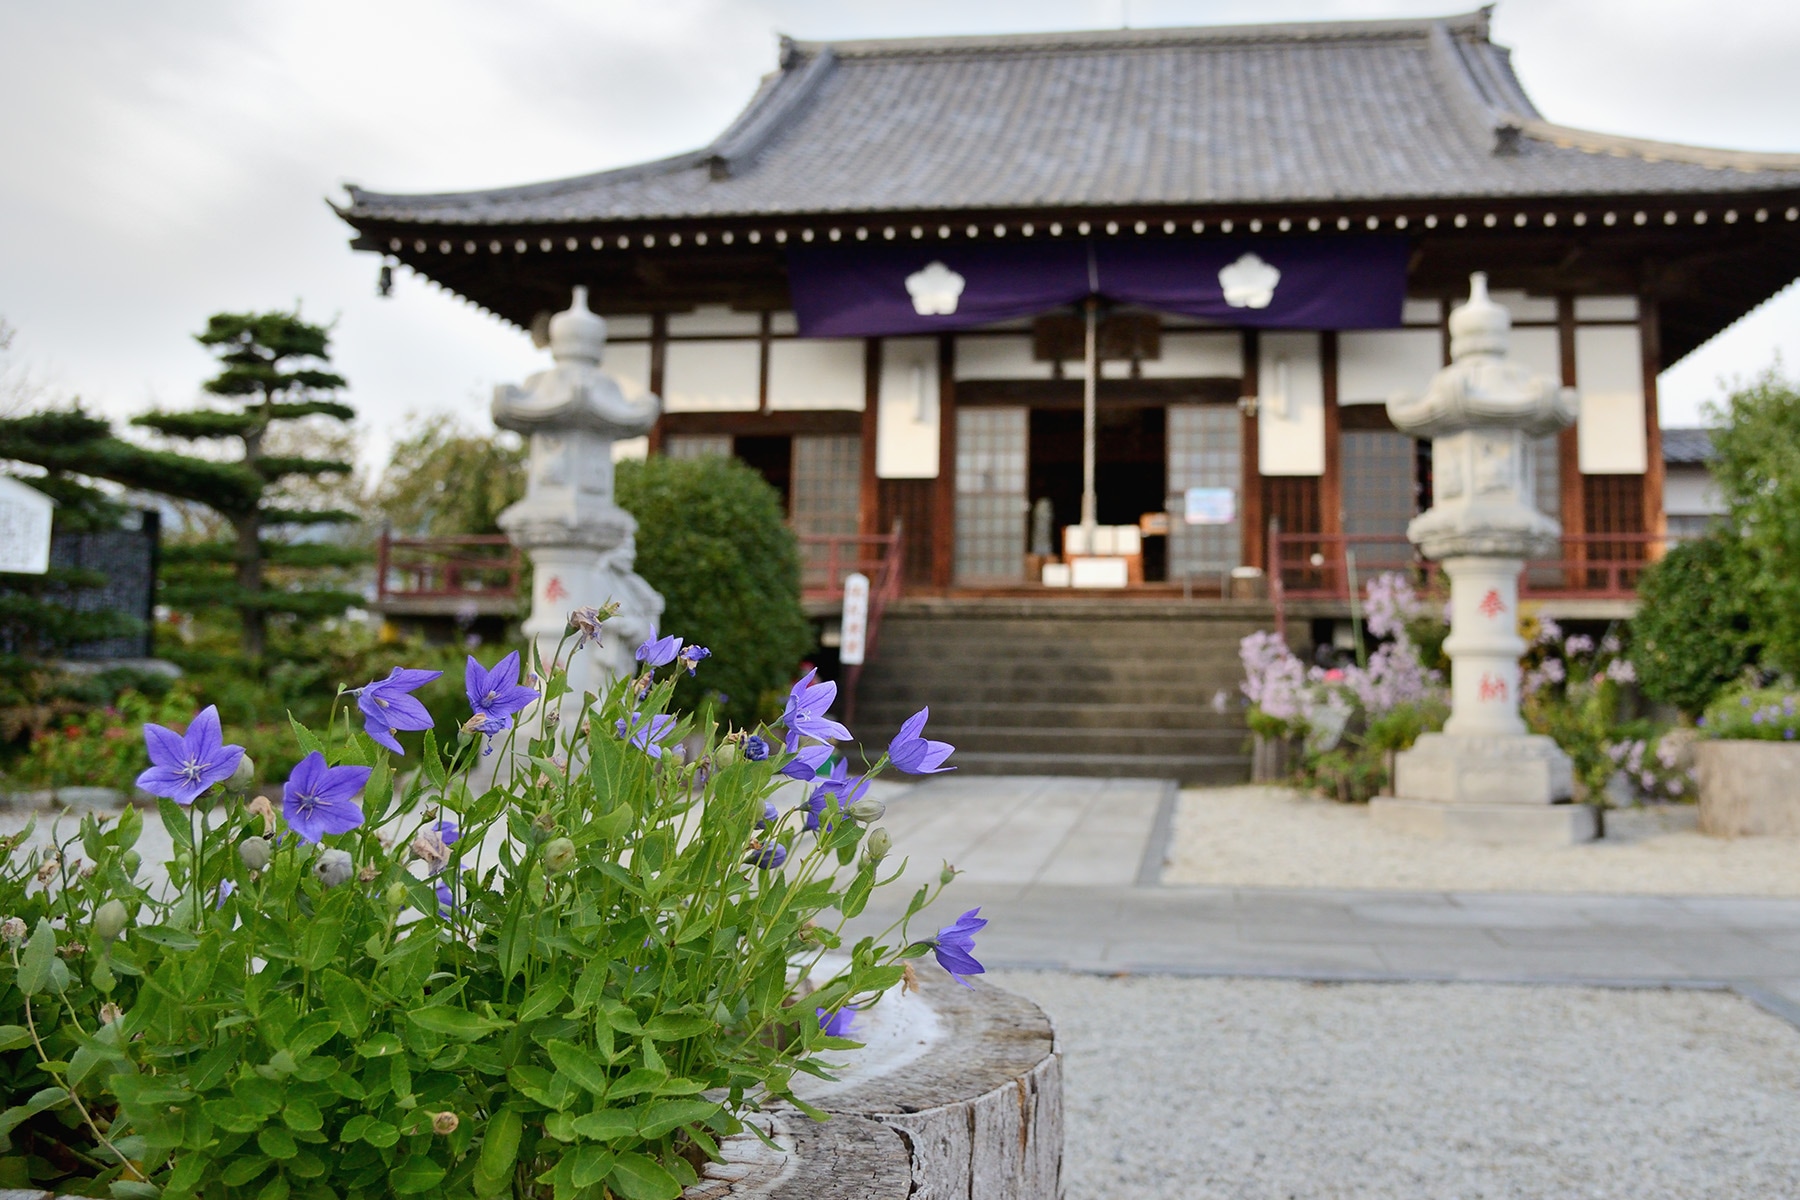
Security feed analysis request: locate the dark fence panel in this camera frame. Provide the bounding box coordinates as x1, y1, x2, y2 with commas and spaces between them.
49, 513, 159, 659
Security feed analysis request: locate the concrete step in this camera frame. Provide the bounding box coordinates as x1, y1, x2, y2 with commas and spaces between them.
856, 661, 1247, 687
853, 681, 1245, 708
851, 701, 1246, 732
949, 750, 1250, 785
928, 727, 1247, 757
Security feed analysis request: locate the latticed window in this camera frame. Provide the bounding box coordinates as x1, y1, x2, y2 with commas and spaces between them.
1166, 404, 1240, 583
1341, 427, 1417, 579
791, 435, 862, 588
954, 408, 1027, 584
1531, 435, 1560, 520
663, 434, 731, 459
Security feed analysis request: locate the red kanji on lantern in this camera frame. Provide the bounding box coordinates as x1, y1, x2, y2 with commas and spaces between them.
544, 576, 568, 602
1478, 672, 1508, 702
1478, 588, 1506, 619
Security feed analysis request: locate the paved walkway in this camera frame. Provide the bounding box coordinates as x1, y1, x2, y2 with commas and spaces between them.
860, 777, 1800, 1025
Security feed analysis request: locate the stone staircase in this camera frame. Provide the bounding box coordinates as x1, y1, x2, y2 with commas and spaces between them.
848, 599, 1271, 783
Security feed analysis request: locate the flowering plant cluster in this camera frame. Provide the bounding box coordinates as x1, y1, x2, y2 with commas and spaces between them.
1518, 619, 1652, 805
0, 608, 977, 1199
1604, 734, 1698, 802
1699, 684, 1800, 742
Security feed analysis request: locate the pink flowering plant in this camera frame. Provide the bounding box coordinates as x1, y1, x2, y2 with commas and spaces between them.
0, 607, 977, 1199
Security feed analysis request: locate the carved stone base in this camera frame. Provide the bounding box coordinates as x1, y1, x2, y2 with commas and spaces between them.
1370, 796, 1598, 846
1392, 732, 1574, 806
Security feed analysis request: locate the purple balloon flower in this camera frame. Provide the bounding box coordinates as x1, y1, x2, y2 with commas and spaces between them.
745, 843, 787, 870
804, 760, 869, 832
929, 908, 988, 987
779, 742, 834, 782
282, 752, 372, 844
636, 626, 683, 668
356, 666, 443, 754
888, 707, 956, 775
678, 644, 712, 676
136, 704, 245, 805
465, 651, 539, 740
817, 1006, 857, 1038
743, 734, 771, 762
756, 800, 779, 829
780, 669, 851, 746
432, 818, 459, 846
616, 711, 678, 758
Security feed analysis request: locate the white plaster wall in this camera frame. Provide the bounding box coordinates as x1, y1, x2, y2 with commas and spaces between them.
1575, 296, 1639, 321
604, 315, 652, 338
1664, 465, 1724, 516
1489, 290, 1557, 322
1338, 329, 1442, 405
1510, 327, 1560, 382
1258, 331, 1324, 477
770, 312, 799, 335
662, 340, 759, 411
605, 342, 651, 401
954, 335, 1049, 380
877, 338, 940, 478
667, 305, 759, 337
1576, 325, 1648, 474
1402, 298, 1443, 325
1141, 331, 1242, 378
768, 339, 865, 410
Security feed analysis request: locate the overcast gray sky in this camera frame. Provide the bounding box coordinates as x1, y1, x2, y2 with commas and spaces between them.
2, 0, 1796, 469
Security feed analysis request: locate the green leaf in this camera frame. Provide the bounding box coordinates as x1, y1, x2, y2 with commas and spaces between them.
841, 866, 875, 919
407, 1006, 506, 1040
0, 1025, 31, 1052
257, 1124, 298, 1159
357, 1033, 405, 1057
477, 1106, 523, 1186
588, 803, 633, 841
545, 1040, 612, 1097
288, 715, 325, 759
135, 926, 201, 951
282, 1095, 323, 1132
296, 918, 344, 972
570, 961, 609, 1016
607, 1151, 682, 1200
254, 1174, 290, 1200
571, 1144, 617, 1188
16, 918, 55, 995
361, 1119, 401, 1149
422, 731, 448, 792
606, 1067, 666, 1101
220, 1155, 271, 1187
636, 1099, 720, 1139
320, 970, 371, 1038
517, 978, 568, 1023
642, 1013, 711, 1041
570, 1109, 637, 1141
390, 1156, 447, 1194
158, 797, 194, 851
0, 1086, 68, 1138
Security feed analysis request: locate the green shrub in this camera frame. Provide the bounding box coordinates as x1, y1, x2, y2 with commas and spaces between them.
1709, 368, 1800, 672
1700, 683, 1800, 741
1630, 532, 1761, 716
618, 456, 812, 727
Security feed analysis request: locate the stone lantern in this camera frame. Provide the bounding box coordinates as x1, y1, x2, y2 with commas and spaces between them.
493, 287, 664, 727
1370, 273, 1591, 844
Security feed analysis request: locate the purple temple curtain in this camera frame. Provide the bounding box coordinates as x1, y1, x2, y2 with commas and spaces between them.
785, 236, 1409, 337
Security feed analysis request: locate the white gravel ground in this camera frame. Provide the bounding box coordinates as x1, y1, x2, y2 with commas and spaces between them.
1168, 786, 1800, 895
993, 971, 1800, 1200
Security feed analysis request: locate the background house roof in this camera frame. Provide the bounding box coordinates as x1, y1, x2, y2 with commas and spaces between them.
1661, 426, 1716, 464
342, 10, 1800, 226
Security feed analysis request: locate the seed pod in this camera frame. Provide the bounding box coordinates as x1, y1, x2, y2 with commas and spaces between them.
226, 754, 256, 796
939, 862, 959, 886
714, 742, 738, 767
313, 849, 354, 889
385, 881, 409, 909
865, 827, 892, 861
93, 900, 129, 943
848, 798, 887, 822
542, 837, 577, 872
238, 836, 272, 872
432, 1111, 460, 1135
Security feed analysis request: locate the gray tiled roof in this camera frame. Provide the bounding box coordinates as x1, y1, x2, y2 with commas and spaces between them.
1661, 427, 1716, 464
342, 11, 1800, 226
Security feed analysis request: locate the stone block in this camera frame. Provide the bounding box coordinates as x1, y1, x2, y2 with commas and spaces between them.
1392, 733, 1573, 806
1695, 740, 1800, 836
1370, 797, 1598, 845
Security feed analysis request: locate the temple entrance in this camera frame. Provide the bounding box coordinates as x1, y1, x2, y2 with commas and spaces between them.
1028, 405, 1168, 581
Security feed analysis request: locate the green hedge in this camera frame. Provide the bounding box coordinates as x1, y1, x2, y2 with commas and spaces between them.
1629, 531, 1760, 717
617, 455, 813, 727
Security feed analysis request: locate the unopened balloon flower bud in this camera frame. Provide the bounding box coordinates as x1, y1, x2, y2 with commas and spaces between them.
93, 899, 129, 943
865, 827, 892, 861
385, 881, 409, 909
238, 836, 272, 872
432, 1111, 460, 1135
1, 916, 24, 944
543, 707, 561, 731
939, 862, 960, 886
714, 741, 738, 767
225, 754, 256, 795
542, 837, 577, 872
313, 849, 354, 889
848, 797, 887, 822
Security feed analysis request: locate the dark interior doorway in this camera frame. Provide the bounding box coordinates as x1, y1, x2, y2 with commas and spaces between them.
733, 435, 793, 515
1027, 405, 1168, 580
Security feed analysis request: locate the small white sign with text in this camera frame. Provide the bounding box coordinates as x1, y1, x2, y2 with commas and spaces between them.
839, 571, 870, 666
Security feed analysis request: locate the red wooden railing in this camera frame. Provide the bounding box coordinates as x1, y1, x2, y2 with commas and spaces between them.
796, 523, 906, 721
375, 532, 523, 604
1267, 529, 1677, 639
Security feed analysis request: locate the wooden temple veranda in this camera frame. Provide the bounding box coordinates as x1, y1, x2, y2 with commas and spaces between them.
340, 10, 1800, 634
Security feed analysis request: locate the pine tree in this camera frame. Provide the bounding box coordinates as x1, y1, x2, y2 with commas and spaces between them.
0, 312, 366, 660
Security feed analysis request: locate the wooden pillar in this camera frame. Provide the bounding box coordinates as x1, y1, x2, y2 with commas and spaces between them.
1239, 328, 1263, 571
859, 338, 882, 539
1555, 296, 1585, 551
647, 313, 669, 455
1640, 297, 1667, 550
1319, 330, 1345, 597
931, 335, 957, 590
756, 311, 773, 413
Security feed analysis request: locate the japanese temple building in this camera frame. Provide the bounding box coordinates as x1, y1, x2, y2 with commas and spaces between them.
339, 9, 1800, 607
